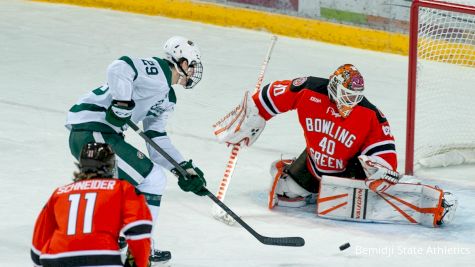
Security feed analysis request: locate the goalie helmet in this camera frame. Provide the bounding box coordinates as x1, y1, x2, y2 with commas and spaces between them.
163, 36, 203, 89
79, 142, 116, 178
328, 64, 365, 118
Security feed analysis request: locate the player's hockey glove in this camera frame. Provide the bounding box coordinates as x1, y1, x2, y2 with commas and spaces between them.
105, 100, 135, 127
171, 160, 207, 196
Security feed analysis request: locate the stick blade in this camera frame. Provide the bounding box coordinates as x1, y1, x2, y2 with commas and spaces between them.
212, 204, 237, 226
259, 236, 305, 247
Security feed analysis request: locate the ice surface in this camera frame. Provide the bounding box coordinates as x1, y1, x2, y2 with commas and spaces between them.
0, 0, 473, 266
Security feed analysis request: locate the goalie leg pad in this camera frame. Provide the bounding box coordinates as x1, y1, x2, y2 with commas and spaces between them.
269, 159, 315, 209
317, 175, 457, 227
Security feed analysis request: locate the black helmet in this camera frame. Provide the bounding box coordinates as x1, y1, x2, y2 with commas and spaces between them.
79, 142, 116, 178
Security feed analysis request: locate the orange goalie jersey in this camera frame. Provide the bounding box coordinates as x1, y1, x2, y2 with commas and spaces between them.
252, 76, 397, 180
31, 178, 152, 267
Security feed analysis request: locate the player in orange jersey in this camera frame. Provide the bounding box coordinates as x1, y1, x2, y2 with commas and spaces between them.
216, 64, 399, 204
31, 143, 152, 267
215, 64, 456, 226
254, 64, 400, 207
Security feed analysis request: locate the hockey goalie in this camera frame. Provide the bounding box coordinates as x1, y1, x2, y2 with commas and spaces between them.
213, 64, 457, 227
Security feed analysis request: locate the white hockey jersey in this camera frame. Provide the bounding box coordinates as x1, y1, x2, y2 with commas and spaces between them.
66, 56, 184, 169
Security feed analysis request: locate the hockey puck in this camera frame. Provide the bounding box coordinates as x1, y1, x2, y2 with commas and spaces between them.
339, 242, 351, 251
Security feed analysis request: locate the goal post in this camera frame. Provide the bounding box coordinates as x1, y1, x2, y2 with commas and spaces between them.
405, 0, 475, 175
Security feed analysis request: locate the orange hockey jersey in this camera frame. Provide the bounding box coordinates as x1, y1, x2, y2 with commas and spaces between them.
31, 178, 152, 267
253, 76, 397, 180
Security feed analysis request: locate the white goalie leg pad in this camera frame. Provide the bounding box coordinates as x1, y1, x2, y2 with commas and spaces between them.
268, 159, 314, 209
213, 91, 266, 146
316, 175, 456, 227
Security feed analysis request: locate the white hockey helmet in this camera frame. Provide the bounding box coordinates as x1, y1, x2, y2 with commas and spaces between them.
163, 36, 203, 89
328, 64, 365, 118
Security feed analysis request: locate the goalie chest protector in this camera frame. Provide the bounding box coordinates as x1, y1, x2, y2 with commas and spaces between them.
252, 76, 396, 179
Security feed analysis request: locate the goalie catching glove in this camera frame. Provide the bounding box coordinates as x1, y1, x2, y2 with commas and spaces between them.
213, 91, 266, 146
358, 155, 401, 193
171, 160, 207, 196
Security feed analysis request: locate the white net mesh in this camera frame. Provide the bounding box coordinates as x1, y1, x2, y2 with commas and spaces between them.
414, 0, 475, 167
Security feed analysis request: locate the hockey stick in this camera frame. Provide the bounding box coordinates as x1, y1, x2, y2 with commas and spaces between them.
212, 35, 278, 224
127, 120, 304, 247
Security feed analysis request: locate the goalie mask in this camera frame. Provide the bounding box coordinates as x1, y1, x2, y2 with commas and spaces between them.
163, 36, 203, 89
78, 142, 116, 178
328, 64, 365, 118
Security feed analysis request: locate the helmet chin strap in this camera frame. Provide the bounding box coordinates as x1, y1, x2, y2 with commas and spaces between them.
172, 58, 188, 76
172, 58, 190, 87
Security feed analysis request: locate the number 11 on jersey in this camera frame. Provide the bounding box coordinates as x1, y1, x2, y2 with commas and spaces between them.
67, 193, 97, 235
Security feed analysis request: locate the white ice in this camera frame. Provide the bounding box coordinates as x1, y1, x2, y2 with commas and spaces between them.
0, 0, 474, 266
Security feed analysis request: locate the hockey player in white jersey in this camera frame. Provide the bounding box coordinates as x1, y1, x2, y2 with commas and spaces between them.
66, 36, 206, 265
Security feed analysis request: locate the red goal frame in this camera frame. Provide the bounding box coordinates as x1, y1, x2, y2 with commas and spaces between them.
405, 0, 475, 175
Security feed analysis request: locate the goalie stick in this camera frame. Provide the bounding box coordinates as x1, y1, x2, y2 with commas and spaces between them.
212, 35, 278, 225
127, 120, 305, 247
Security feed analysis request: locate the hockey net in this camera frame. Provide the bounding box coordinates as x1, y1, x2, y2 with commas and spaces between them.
405, 0, 475, 174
